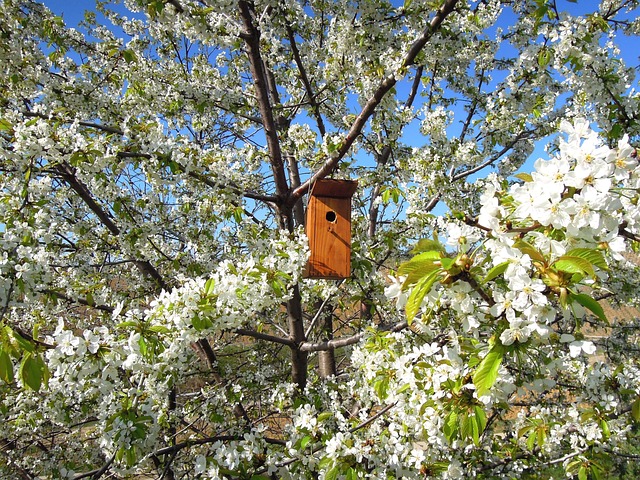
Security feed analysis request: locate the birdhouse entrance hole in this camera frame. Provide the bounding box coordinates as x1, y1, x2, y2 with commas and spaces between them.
304, 179, 358, 279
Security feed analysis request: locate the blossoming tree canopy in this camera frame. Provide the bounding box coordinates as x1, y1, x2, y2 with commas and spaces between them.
1, 0, 640, 478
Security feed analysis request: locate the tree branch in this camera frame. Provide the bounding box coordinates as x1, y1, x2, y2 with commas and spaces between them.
300, 320, 408, 352
349, 402, 397, 433
116, 151, 279, 204
22, 111, 276, 205
22, 111, 124, 135
153, 434, 286, 458
286, 22, 326, 137
235, 328, 295, 347
300, 332, 365, 352
195, 338, 251, 423
54, 162, 168, 291
71, 453, 116, 480
451, 128, 538, 181
39, 289, 115, 313
289, 0, 459, 205
619, 222, 640, 243
238, 0, 289, 200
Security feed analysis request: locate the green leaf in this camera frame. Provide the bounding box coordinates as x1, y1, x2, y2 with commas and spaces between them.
405, 270, 440, 322
117, 321, 138, 329
538, 47, 552, 67
609, 123, 623, 141
299, 435, 312, 450
0, 348, 14, 383
399, 258, 441, 288
632, 397, 640, 422
474, 405, 487, 434
12, 330, 35, 353
578, 465, 588, 480
122, 49, 136, 63
19, 352, 46, 391
204, 278, 215, 296
125, 446, 137, 466
411, 239, 445, 254
381, 186, 402, 204
513, 239, 546, 264
526, 430, 536, 451
483, 261, 509, 284
317, 412, 332, 423
565, 248, 608, 270
443, 410, 458, 442
473, 343, 505, 397
553, 256, 595, 277
397, 383, 411, 394
0, 118, 13, 132
69, 151, 88, 166
439, 257, 455, 270
233, 207, 243, 223
399, 250, 441, 270
325, 464, 340, 480
537, 427, 547, 448
469, 410, 482, 445
570, 293, 608, 324
513, 172, 533, 182
599, 419, 610, 439
271, 279, 283, 297
459, 412, 472, 442
32, 323, 41, 342
591, 462, 604, 480
192, 314, 213, 331
147, 325, 170, 334
413, 250, 443, 261
138, 336, 148, 357
374, 375, 390, 400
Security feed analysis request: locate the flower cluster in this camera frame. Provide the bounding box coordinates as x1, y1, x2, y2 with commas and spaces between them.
367, 121, 640, 477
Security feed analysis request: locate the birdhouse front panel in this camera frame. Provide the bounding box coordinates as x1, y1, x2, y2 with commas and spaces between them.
306, 194, 353, 279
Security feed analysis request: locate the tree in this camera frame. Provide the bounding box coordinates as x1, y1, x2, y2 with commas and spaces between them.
1, 0, 640, 478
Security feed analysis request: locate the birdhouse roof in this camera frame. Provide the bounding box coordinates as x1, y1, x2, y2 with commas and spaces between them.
310, 178, 358, 198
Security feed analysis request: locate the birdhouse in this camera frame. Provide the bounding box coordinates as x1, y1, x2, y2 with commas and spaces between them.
305, 179, 358, 279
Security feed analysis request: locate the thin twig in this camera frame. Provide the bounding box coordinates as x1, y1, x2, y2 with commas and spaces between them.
349, 402, 397, 433
305, 281, 343, 338
71, 452, 116, 480
235, 328, 295, 347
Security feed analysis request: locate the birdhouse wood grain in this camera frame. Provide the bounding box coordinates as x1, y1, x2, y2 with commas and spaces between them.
305, 179, 358, 279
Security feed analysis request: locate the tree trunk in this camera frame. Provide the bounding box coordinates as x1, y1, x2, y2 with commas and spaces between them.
287, 284, 308, 390
318, 304, 336, 378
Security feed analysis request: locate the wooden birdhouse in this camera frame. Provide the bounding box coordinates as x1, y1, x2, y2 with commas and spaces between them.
305, 179, 358, 279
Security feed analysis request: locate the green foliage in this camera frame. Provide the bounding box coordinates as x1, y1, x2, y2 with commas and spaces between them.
0, 347, 14, 383
441, 380, 488, 446
0, 325, 49, 391
570, 292, 608, 324
404, 269, 441, 322
519, 417, 553, 451
482, 261, 509, 284
19, 351, 48, 391
632, 398, 640, 422
473, 341, 506, 397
